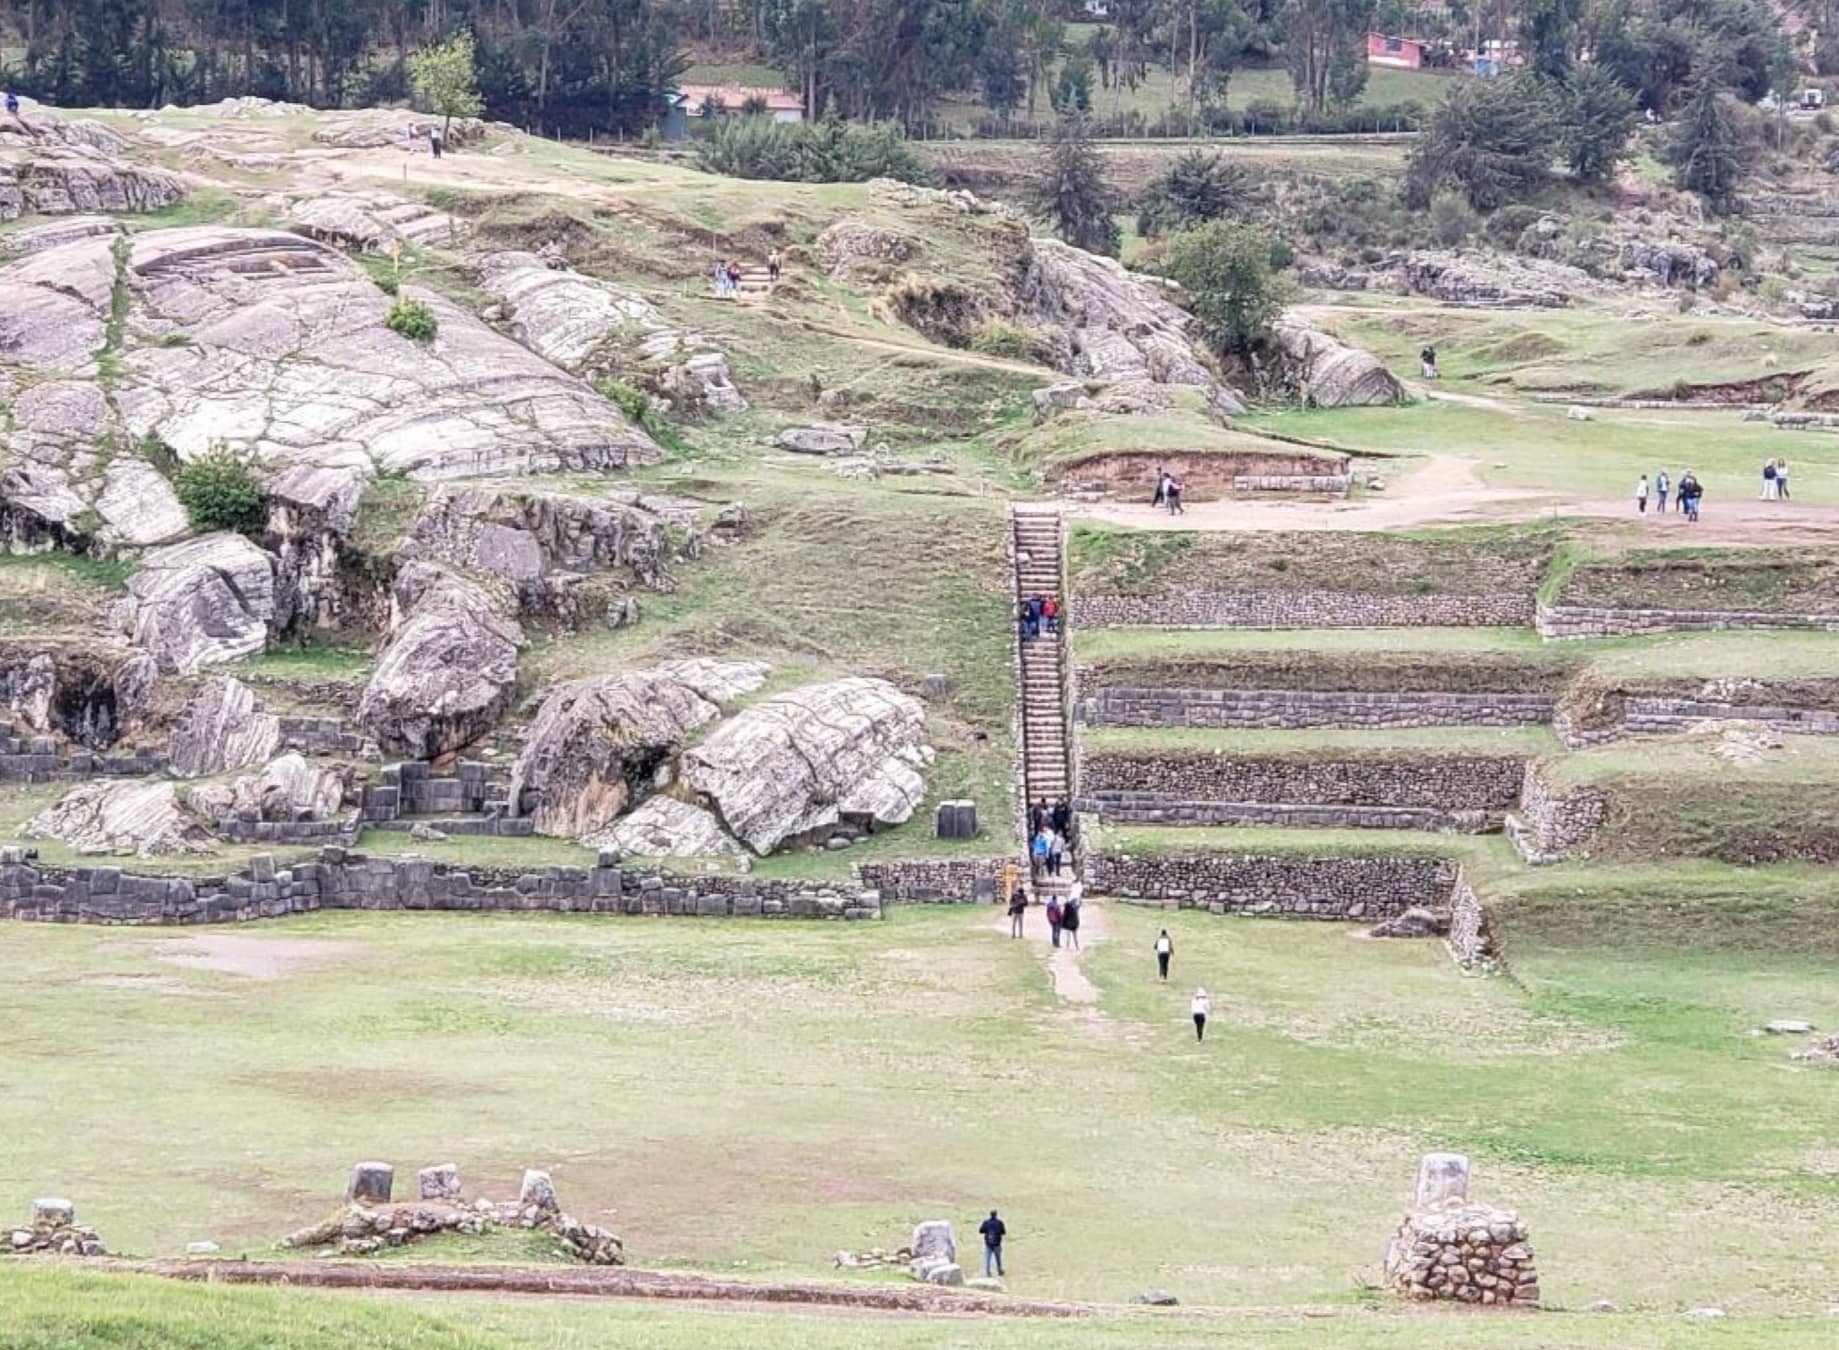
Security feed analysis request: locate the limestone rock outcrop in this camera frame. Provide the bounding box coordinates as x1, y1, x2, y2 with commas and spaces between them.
0, 227, 660, 493
191, 752, 349, 823
357, 564, 523, 759
287, 190, 466, 252
26, 779, 212, 856
814, 220, 922, 279
0, 102, 185, 219
168, 676, 283, 777
1018, 239, 1220, 393
477, 251, 745, 412
1396, 249, 1595, 309
1270, 319, 1403, 407
311, 109, 488, 149
511, 659, 770, 837
589, 796, 743, 857
684, 677, 931, 854
113, 533, 280, 674
774, 424, 865, 455
93, 458, 189, 550
0, 645, 154, 748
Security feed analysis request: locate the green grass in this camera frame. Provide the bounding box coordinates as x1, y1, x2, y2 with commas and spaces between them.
352, 828, 599, 868
8, 903, 1839, 1317
229, 637, 375, 683
1082, 723, 1557, 757
348, 472, 427, 556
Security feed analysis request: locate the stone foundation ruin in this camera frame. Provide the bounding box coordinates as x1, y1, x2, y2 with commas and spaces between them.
5, 1197, 106, 1258
1384, 1153, 1540, 1308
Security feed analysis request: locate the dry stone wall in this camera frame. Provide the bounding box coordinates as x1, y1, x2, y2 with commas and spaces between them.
0, 720, 166, 783
1077, 687, 1554, 730
854, 858, 1004, 903
1537, 601, 1839, 639
1561, 693, 1839, 745
1513, 764, 1608, 859
1081, 753, 1526, 822
1446, 870, 1492, 969
1072, 591, 1534, 630
0, 846, 882, 924
1089, 851, 1458, 918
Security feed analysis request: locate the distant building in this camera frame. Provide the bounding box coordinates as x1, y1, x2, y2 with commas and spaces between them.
1367, 33, 1425, 70
675, 84, 805, 124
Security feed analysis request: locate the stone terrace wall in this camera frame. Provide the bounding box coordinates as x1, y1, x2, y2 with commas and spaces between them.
1513, 764, 1608, 858
0, 846, 882, 925
855, 858, 1005, 903
1077, 687, 1555, 730
1560, 693, 1839, 746
1073, 591, 1534, 630
0, 721, 167, 784
1446, 869, 1492, 969
1082, 754, 1527, 812
1091, 851, 1458, 918
1536, 602, 1839, 640
277, 715, 374, 758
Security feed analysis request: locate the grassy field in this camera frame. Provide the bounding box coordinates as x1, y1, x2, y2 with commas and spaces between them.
4, 903, 1836, 1320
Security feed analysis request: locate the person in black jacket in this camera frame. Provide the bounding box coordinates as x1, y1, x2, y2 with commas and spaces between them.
978, 1210, 1007, 1277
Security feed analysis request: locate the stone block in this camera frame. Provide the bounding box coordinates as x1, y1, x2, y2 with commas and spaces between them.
934, 799, 978, 839
417, 1164, 461, 1201
31, 1198, 74, 1226
1414, 1152, 1471, 1208
911, 1219, 955, 1264
346, 1162, 393, 1205
520, 1169, 558, 1213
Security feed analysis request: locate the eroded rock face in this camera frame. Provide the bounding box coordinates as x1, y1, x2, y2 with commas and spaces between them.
684, 677, 931, 854
0, 644, 152, 748
94, 458, 188, 549
476, 251, 745, 413
406, 484, 696, 591
1396, 250, 1595, 309
26, 779, 212, 856
814, 221, 922, 280
112, 533, 280, 675
168, 676, 282, 777
0, 103, 185, 220
589, 796, 742, 857
512, 659, 770, 837
357, 563, 523, 760
191, 752, 348, 822
0, 227, 660, 493
1018, 239, 1219, 393
287, 190, 466, 252
774, 424, 865, 455
311, 109, 488, 148
263, 463, 370, 629
1270, 319, 1403, 407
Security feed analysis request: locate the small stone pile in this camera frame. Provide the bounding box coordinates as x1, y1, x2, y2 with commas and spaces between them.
7, 1198, 105, 1257
907, 1219, 963, 1286
1383, 1153, 1540, 1308
833, 1244, 914, 1269
1791, 1033, 1839, 1065
279, 1163, 621, 1265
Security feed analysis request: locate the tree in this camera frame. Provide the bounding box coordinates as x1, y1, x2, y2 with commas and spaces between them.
409, 30, 484, 139
174, 448, 265, 537
979, 41, 1026, 121
1285, 0, 1375, 114
1027, 117, 1121, 256
1137, 150, 1251, 238
1560, 63, 1637, 184
1154, 220, 1291, 355
1052, 52, 1095, 115
1666, 75, 1746, 214
1405, 75, 1559, 211
1522, 0, 1584, 83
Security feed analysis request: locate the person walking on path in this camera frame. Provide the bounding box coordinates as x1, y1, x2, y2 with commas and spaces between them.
1061, 891, 1082, 950
1155, 929, 1173, 981
1191, 986, 1210, 1041
1763, 458, 1778, 500
767, 248, 781, 284
1041, 594, 1059, 635
1047, 830, 1065, 878
430, 126, 444, 158
1679, 470, 1703, 522
1030, 828, 1050, 879
1008, 885, 1027, 938
978, 1211, 1007, 1278
1655, 469, 1670, 514
1050, 799, 1071, 838
1635, 474, 1649, 514
1420, 344, 1438, 379
1778, 458, 1791, 500
1153, 467, 1169, 508
1045, 896, 1063, 948
1166, 475, 1185, 515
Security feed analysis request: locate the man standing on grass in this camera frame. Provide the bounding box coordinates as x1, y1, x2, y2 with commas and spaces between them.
1155, 929, 1173, 981
1635, 474, 1649, 514
1008, 884, 1028, 938
978, 1210, 1007, 1278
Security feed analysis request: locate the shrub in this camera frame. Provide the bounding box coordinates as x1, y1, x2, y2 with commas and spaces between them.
1488, 203, 1545, 246
385, 296, 437, 341
1153, 220, 1292, 356
175, 448, 265, 536
1429, 191, 1481, 246
1268, 237, 1295, 269
696, 114, 928, 185
969, 319, 1036, 360
1136, 150, 1251, 239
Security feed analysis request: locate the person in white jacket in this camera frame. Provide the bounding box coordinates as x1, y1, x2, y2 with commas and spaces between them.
1154, 929, 1173, 981
1191, 986, 1210, 1042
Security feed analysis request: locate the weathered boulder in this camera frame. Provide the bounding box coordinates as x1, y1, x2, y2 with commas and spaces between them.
589, 796, 742, 858
311, 109, 488, 149
1032, 381, 1091, 419
774, 424, 866, 455
168, 676, 283, 777
0, 227, 661, 486
511, 659, 770, 837
476, 251, 745, 413
911, 1220, 956, 1264
287, 190, 466, 252
1, 214, 120, 255
192, 752, 348, 823
1396, 250, 1593, 309
357, 564, 523, 760
113, 533, 280, 674
1270, 319, 1403, 407
1369, 906, 1448, 939
418, 1164, 462, 1201
93, 458, 189, 549
26, 779, 212, 856
1018, 239, 1218, 392
0, 102, 185, 219
684, 677, 931, 854
406, 484, 694, 591
813, 220, 922, 279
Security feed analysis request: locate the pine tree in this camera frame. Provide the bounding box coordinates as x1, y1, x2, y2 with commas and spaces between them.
1405, 76, 1558, 211
1668, 77, 1745, 215
1561, 65, 1638, 184
1137, 150, 1250, 238
1027, 118, 1121, 256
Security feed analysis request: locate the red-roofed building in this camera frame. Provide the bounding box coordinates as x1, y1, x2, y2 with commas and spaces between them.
676, 84, 805, 123
1367, 32, 1425, 69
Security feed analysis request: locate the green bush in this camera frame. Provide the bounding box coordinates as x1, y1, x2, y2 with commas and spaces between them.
385, 296, 437, 341
175, 448, 265, 536
1153, 220, 1291, 356
1429, 191, 1481, 246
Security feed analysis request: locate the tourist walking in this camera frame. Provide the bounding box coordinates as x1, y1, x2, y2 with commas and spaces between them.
1045, 896, 1063, 948
713, 259, 730, 297
1030, 799, 1049, 836
1030, 827, 1050, 878
1155, 929, 1173, 980
1047, 830, 1066, 878
767, 248, 781, 283
1763, 458, 1778, 500
1041, 594, 1059, 635
728, 261, 743, 292
1008, 884, 1027, 938
1050, 798, 1071, 838
1153, 467, 1169, 508
1679, 470, 1703, 522
1166, 475, 1184, 515
1635, 474, 1649, 514
978, 1210, 1007, 1278
1655, 469, 1670, 514
1777, 458, 1791, 500
1191, 986, 1210, 1041
1420, 344, 1438, 379
1061, 891, 1082, 950
430, 126, 444, 158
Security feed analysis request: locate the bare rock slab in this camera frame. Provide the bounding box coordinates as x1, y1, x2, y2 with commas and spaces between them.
168, 676, 282, 777
26, 779, 212, 857
113, 533, 280, 675
589, 796, 742, 858
1271, 318, 1403, 407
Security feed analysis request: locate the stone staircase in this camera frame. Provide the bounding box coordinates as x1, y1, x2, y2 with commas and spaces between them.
731, 265, 775, 305
1011, 504, 1077, 900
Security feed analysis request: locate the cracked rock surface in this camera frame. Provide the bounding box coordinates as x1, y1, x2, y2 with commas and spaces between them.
684, 677, 931, 854
112, 532, 280, 675
589, 796, 744, 858
168, 676, 283, 777
27, 779, 212, 856
0, 102, 184, 221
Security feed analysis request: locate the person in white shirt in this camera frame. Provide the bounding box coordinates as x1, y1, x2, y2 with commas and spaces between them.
1191, 987, 1210, 1041
1635, 475, 1649, 515
1154, 929, 1173, 981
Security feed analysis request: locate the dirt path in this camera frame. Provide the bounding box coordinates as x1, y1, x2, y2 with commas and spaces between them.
992, 899, 1110, 1005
